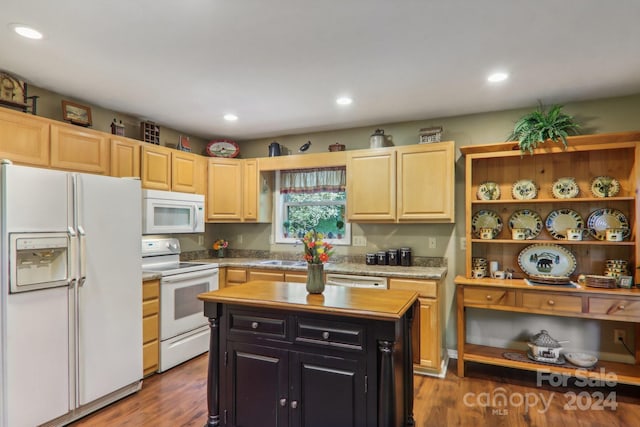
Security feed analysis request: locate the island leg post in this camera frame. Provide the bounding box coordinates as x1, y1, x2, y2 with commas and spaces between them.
205, 315, 220, 427
378, 340, 395, 427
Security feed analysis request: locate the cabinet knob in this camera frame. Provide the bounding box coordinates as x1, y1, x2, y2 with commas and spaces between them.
290, 400, 298, 409
322, 331, 330, 339
485, 295, 493, 301
279, 398, 287, 407
251, 321, 259, 329
618, 305, 625, 311
547, 300, 555, 306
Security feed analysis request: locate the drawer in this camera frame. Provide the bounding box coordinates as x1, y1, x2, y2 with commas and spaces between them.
226, 268, 247, 284
143, 313, 159, 343
522, 292, 582, 314
143, 340, 159, 374
389, 278, 437, 298
588, 297, 640, 320
229, 312, 287, 339
464, 288, 515, 306
295, 318, 364, 351
142, 298, 159, 317
142, 280, 159, 300
248, 270, 285, 282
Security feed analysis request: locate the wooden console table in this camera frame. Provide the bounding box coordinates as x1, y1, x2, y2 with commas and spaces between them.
455, 276, 640, 385
199, 281, 418, 427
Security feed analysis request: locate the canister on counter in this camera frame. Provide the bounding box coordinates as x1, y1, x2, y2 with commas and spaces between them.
387, 249, 399, 266
376, 251, 388, 265
365, 253, 377, 265
400, 247, 412, 266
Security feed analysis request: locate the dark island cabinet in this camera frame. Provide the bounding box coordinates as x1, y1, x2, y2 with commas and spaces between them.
199, 282, 418, 427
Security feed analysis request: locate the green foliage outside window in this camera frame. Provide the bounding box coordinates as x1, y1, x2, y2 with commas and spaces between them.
283, 191, 346, 239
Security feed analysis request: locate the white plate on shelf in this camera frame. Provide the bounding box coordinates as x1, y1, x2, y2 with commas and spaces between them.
518, 244, 577, 277
590, 176, 620, 198
512, 179, 537, 200
551, 177, 580, 199
545, 209, 584, 240
508, 209, 543, 239
586, 208, 629, 240
477, 181, 500, 200
471, 210, 503, 238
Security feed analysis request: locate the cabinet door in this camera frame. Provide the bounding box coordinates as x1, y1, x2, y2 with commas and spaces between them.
347, 149, 396, 221
50, 123, 109, 174
396, 142, 454, 222
141, 145, 172, 190
171, 151, 197, 193
227, 342, 289, 427
291, 352, 366, 427
207, 158, 243, 221
110, 137, 141, 178
417, 297, 440, 369
243, 159, 258, 220
0, 108, 49, 167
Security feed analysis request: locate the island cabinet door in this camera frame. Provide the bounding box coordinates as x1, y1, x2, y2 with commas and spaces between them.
290, 352, 367, 427
226, 342, 289, 427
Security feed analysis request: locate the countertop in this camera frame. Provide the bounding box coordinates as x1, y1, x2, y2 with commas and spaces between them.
198, 280, 419, 320
190, 257, 447, 281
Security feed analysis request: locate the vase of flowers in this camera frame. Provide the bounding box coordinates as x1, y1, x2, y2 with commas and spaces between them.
302, 230, 333, 294
213, 239, 228, 258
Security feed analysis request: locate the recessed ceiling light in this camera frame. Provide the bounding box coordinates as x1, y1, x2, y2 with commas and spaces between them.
336, 97, 353, 105
487, 72, 509, 83
12, 24, 43, 40
223, 114, 238, 121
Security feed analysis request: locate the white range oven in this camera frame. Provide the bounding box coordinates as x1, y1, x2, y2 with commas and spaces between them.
141, 237, 218, 372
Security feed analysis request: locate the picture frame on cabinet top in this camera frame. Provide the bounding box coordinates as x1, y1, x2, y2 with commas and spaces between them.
61, 100, 92, 126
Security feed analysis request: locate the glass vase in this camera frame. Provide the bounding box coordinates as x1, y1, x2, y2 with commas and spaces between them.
306, 263, 325, 294
217, 248, 226, 258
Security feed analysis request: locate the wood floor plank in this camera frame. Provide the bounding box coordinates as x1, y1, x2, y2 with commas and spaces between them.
70, 355, 640, 426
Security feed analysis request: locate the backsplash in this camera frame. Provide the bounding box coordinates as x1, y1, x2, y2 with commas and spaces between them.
181, 249, 446, 267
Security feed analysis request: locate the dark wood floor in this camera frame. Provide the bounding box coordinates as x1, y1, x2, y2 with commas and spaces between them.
71, 354, 640, 427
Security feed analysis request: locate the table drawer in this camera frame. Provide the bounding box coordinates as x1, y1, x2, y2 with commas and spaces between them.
522, 292, 582, 314
464, 288, 515, 306
229, 312, 287, 339
295, 318, 365, 351
588, 298, 640, 320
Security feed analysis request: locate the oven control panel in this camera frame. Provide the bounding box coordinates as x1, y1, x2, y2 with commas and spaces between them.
142, 237, 181, 256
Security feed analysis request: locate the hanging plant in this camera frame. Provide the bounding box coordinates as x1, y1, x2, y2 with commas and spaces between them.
508, 103, 580, 155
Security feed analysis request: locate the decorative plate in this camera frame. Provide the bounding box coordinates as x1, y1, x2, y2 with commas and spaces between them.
508, 209, 543, 239
545, 209, 584, 240
471, 210, 503, 238
477, 181, 500, 200
518, 244, 577, 277
206, 139, 240, 158
512, 179, 537, 200
551, 177, 580, 199
564, 352, 598, 368
590, 176, 620, 198
586, 208, 629, 240
528, 274, 572, 285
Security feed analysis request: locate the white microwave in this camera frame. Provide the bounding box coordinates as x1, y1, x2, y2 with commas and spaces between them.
142, 189, 205, 234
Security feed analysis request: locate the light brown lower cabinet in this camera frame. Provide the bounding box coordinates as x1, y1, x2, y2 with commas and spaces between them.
388, 277, 444, 375
142, 279, 160, 377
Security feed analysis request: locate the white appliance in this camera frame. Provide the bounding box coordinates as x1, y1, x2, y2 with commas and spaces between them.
142, 189, 205, 235
325, 273, 388, 289
0, 162, 142, 427
141, 237, 218, 372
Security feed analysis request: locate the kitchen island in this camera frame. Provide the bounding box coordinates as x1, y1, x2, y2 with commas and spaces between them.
198, 281, 419, 427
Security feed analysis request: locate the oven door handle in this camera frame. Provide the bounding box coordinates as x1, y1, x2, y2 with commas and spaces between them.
161, 269, 218, 283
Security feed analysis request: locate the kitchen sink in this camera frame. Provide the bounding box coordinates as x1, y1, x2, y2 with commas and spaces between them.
256, 260, 307, 267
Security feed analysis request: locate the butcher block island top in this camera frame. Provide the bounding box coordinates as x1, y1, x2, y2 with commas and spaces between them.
198, 281, 419, 427
198, 280, 419, 320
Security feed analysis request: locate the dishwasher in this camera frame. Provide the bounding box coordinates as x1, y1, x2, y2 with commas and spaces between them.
325, 273, 388, 289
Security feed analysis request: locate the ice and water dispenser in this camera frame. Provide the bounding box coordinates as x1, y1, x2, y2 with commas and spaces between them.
10, 233, 70, 293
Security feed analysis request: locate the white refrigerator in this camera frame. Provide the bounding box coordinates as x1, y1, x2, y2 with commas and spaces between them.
0, 162, 142, 427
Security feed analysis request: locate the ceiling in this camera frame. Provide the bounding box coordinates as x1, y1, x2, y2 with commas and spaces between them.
2, 1, 640, 140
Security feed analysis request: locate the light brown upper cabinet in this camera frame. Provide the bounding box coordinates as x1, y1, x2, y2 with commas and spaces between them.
50, 123, 110, 174
0, 108, 50, 167
347, 141, 455, 223
207, 158, 272, 222
110, 137, 141, 178
141, 145, 203, 193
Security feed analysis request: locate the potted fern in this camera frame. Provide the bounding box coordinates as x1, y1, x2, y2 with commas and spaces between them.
508, 103, 580, 155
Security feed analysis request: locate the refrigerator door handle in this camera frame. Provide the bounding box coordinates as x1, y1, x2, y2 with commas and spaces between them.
77, 226, 87, 287
68, 227, 78, 285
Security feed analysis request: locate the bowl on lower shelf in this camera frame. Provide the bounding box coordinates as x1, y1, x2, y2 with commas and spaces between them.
564, 352, 598, 368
